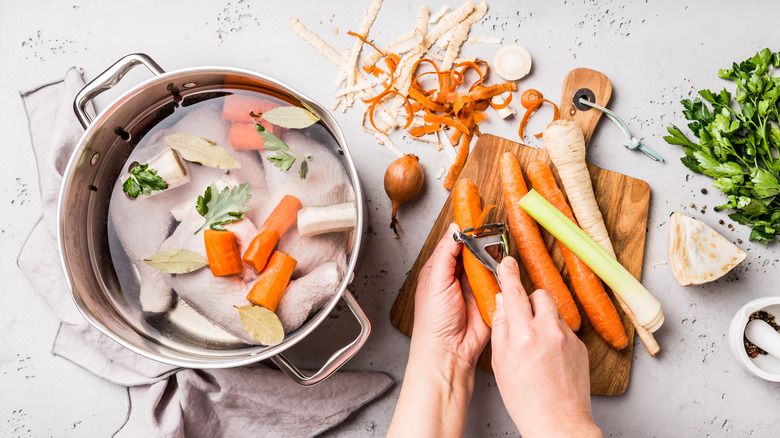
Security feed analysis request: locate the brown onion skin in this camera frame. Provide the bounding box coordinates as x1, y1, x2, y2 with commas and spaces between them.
384, 154, 424, 238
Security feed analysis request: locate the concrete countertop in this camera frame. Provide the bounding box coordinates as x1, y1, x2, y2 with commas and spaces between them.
2, 0, 779, 436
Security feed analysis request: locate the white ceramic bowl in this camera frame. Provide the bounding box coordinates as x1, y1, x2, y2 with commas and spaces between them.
728, 296, 780, 382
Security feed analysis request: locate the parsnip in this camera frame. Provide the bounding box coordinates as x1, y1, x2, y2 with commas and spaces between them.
297, 202, 357, 238
543, 120, 615, 256
543, 119, 661, 355
121, 148, 190, 199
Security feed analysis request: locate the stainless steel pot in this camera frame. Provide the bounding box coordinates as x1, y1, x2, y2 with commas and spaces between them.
58, 53, 370, 386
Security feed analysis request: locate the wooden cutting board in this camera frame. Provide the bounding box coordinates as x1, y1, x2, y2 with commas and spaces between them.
389, 68, 651, 396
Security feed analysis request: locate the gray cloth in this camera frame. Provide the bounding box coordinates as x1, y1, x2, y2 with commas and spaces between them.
17, 68, 392, 436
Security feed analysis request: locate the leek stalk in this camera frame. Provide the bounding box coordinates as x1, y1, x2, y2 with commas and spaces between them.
518, 190, 664, 332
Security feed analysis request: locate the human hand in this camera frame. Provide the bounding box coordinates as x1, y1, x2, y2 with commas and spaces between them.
411, 222, 491, 371
491, 257, 601, 438
387, 223, 491, 438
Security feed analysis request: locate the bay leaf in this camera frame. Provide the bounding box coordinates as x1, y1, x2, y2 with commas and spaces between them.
143, 248, 208, 274
163, 133, 241, 169
235, 305, 285, 346
261, 106, 320, 129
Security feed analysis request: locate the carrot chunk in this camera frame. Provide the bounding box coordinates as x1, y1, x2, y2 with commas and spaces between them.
243, 195, 303, 273
222, 94, 282, 123
229, 122, 281, 150
204, 229, 243, 277
246, 251, 297, 312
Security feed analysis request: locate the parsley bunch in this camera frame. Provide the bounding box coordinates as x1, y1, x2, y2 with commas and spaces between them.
665, 48, 780, 244
122, 163, 168, 199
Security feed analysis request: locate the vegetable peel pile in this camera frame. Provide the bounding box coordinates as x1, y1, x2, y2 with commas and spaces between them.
288, 0, 522, 189
665, 48, 780, 244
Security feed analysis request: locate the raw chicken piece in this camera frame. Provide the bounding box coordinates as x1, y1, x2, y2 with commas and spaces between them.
278, 227, 348, 278
259, 128, 354, 208
276, 262, 343, 333
159, 207, 260, 344
109, 104, 228, 312
110, 103, 268, 312
255, 128, 355, 277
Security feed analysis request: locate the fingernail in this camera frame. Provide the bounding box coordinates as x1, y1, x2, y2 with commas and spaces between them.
495, 293, 504, 310
501, 256, 517, 268
449, 222, 460, 233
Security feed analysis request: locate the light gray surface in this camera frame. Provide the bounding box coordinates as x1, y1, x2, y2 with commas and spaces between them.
2, 0, 780, 436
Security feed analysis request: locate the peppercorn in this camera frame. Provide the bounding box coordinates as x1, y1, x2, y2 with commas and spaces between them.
744, 311, 780, 357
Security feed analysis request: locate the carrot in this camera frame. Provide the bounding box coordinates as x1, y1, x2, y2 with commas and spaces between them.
453, 179, 500, 326
203, 229, 243, 277
526, 160, 627, 349
542, 120, 660, 356
222, 94, 282, 123
229, 122, 282, 150
243, 195, 303, 273
246, 250, 297, 312
498, 153, 581, 331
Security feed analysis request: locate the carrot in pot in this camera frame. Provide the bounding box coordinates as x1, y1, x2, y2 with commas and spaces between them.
246, 250, 297, 312
222, 94, 282, 123
498, 153, 581, 331
243, 195, 303, 273
453, 179, 500, 326
229, 121, 282, 150
526, 160, 627, 349
204, 229, 243, 277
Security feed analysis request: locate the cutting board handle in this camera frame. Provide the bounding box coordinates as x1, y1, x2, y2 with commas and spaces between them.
558, 68, 613, 147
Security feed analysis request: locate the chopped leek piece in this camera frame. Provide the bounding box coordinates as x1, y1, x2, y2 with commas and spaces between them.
518, 189, 664, 333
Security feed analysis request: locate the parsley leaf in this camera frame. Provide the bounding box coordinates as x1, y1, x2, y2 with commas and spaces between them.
122, 163, 168, 199
194, 182, 252, 234
253, 120, 312, 179
665, 48, 780, 244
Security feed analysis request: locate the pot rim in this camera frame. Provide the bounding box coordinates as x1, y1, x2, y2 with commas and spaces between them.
57, 62, 366, 369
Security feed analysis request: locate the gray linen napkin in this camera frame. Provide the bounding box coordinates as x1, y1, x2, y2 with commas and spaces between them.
17, 67, 392, 436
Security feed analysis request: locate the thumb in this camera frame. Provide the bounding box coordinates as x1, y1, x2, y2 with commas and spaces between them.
491, 293, 508, 346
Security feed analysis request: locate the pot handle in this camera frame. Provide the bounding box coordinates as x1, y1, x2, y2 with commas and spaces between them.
270, 290, 371, 386
73, 53, 165, 129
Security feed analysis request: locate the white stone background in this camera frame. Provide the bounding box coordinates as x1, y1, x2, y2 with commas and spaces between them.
2, 0, 780, 436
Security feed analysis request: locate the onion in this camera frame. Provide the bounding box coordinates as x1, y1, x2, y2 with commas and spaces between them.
384, 154, 424, 238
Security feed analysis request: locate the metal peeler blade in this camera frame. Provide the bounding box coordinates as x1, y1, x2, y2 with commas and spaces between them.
453, 223, 509, 284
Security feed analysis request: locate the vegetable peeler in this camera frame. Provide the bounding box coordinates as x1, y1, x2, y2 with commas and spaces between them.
453, 223, 510, 284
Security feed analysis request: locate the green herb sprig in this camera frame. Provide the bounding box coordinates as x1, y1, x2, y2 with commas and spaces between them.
251, 111, 313, 179
664, 48, 780, 244
122, 163, 168, 199
194, 182, 252, 234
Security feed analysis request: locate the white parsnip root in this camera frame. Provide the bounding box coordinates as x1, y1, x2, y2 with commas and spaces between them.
543, 120, 615, 255
297, 202, 358, 238
543, 119, 661, 356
